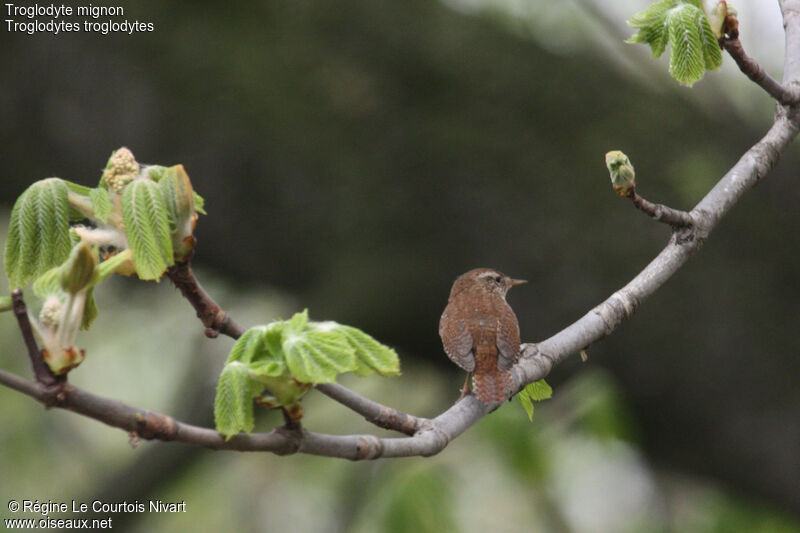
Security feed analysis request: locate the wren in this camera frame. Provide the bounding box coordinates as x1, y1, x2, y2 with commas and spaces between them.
439, 268, 526, 406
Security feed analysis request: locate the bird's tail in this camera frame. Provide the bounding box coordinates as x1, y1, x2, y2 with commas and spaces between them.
472, 364, 513, 407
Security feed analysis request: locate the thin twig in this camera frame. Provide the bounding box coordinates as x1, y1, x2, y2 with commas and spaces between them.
722, 37, 800, 106
316, 383, 425, 436
165, 255, 246, 339
628, 190, 694, 227
11, 290, 60, 387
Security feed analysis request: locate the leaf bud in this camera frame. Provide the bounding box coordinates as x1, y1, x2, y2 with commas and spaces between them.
605, 150, 636, 197
60, 242, 97, 294
703, 0, 727, 39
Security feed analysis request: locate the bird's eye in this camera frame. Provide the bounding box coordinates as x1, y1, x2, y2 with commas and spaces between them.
494, 275, 502, 283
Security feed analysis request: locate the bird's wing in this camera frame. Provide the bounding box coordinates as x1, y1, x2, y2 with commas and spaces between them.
439, 309, 475, 372
495, 303, 521, 371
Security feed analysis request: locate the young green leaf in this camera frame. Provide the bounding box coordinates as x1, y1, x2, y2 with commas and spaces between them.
193, 192, 207, 215
59, 242, 96, 295
214, 362, 263, 439
605, 150, 636, 197
226, 326, 270, 364
331, 324, 401, 376
0, 296, 11, 312
283, 329, 357, 384
627, 0, 722, 86
32, 266, 62, 298
627, 0, 674, 57
286, 309, 310, 333
89, 187, 112, 223
120, 178, 174, 281
81, 288, 98, 330
517, 380, 553, 421
158, 165, 195, 231
5, 178, 72, 288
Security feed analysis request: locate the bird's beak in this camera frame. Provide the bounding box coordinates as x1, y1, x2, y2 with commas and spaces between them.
510, 278, 528, 286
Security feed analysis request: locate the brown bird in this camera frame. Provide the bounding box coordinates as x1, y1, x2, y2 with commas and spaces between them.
439, 268, 526, 406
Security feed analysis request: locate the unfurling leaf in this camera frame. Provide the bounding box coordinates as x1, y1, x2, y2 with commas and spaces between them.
605, 150, 636, 197
0, 296, 11, 312
5, 178, 72, 288
517, 380, 553, 421
59, 242, 97, 295
158, 165, 198, 260
325, 323, 401, 376
283, 330, 356, 384
703, 0, 727, 38
120, 178, 174, 281
214, 312, 401, 435
89, 187, 112, 223
214, 362, 264, 439
626, 0, 723, 86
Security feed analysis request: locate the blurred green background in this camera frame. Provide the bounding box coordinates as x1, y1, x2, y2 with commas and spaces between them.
1, 0, 799, 531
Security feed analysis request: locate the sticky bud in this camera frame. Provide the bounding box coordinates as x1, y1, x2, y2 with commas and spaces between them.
160, 165, 197, 260
43, 346, 86, 376
703, 0, 727, 39
101, 147, 139, 194
60, 242, 97, 294
605, 150, 636, 197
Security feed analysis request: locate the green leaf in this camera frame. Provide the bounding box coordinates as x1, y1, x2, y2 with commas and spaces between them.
332, 324, 400, 376
64, 181, 93, 196
627, 0, 721, 86
32, 266, 62, 298
667, 5, 706, 85
158, 165, 195, 232
214, 362, 263, 439
248, 359, 287, 378
517, 380, 553, 422
89, 188, 112, 223
226, 326, 270, 364
283, 329, 356, 384
142, 165, 167, 182
627, 0, 675, 57
5, 178, 72, 288
263, 322, 285, 356
524, 379, 553, 401
120, 178, 174, 280
518, 390, 535, 421
81, 288, 98, 330
193, 191, 207, 215
0, 296, 11, 312
286, 309, 309, 333
64, 181, 95, 221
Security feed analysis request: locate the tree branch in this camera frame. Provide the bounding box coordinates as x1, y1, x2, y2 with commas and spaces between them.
316, 383, 425, 436
722, 37, 800, 106
627, 190, 694, 227
165, 255, 246, 339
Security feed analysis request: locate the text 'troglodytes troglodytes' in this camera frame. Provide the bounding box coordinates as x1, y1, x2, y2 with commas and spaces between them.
439, 268, 526, 406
